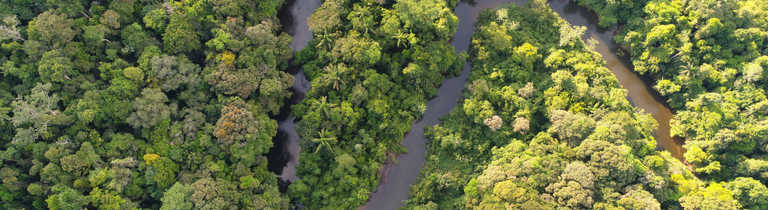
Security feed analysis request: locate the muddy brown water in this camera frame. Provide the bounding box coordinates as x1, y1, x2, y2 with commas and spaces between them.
548, 0, 684, 160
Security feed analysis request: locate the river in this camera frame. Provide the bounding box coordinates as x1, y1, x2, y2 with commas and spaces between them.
269, 0, 684, 208
362, 0, 684, 209
362, 0, 524, 209
548, 0, 684, 160
267, 0, 320, 185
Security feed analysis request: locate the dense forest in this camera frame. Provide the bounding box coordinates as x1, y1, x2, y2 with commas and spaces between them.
2, 0, 768, 209
405, 1, 768, 209
286, 0, 464, 208
0, 0, 295, 209
581, 0, 768, 208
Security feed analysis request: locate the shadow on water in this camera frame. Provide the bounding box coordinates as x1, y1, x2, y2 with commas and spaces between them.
363, 0, 684, 209
267, 0, 320, 192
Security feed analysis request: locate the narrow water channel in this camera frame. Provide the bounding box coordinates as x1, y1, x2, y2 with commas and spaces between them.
363, 0, 684, 209
267, 0, 320, 184
361, 0, 523, 209
548, 0, 684, 160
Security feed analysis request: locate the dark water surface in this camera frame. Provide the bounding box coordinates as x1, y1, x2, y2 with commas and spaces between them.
267, 0, 320, 184
362, 0, 684, 209
361, 0, 524, 209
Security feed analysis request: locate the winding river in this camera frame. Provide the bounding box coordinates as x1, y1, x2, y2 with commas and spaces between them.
268, 0, 320, 184
364, 0, 684, 209
362, 1, 523, 209
548, 0, 684, 160
270, 0, 684, 208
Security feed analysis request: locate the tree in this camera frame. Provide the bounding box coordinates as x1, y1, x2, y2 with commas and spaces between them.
161, 183, 193, 210
88, 187, 130, 210
347, 4, 376, 34
518, 82, 535, 99
144, 154, 178, 190
37, 49, 74, 83
0, 15, 23, 41
11, 83, 59, 146
149, 55, 200, 91
311, 129, 338, 154
559, 24, 586, 47
548, 180, 594, 208
514, 43, 540, 72
330, 32, 382, 66
213, 99, 273, 154
483, 115, 503, 131
100, 10, 121, 30
512, 117, 530, 134
27, 10, 77, 48
121, 23, 158, 56
143, 8, 168, 33
60, 142, 101, 176
163, 14, 200, 54
46, 0, 85, 17
46, 185, 88, 210
190, 178, 237, 210
548, 110, 595, 146
127, 88, 174, 129
307, 0, 345, 33
725, 177, 768, 210
679, 183, 741, 210
393, 0, 458, 41
108, 0, 135, 25
616, 186, 660, 210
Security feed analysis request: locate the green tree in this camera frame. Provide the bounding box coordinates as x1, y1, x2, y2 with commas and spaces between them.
725, 177, 768, 210
213, 99, 273, 154
11, 83, 59, 146
330, 32, 382, 66
679, 183, 741, 210
37, 49, 74, 83
126, 88, 174, 129
161, 183, 193, 210
27, 10, 77, 48
163, 14, 200, 54
46, 185, 88, 210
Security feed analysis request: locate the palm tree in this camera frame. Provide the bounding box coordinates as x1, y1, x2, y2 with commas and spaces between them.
316, 32, 336, 49
312, 129, 337, 154
393, 30, 410, 48
325, 64, 346, 90
311, 96, 331, 117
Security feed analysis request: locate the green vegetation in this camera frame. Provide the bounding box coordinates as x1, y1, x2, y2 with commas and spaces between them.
576, 0, 647, 28
3, 0, 767, 209
0, 0, 293, 208
286, 0, 465, 208
584, 0, 768, 208
404, 2, 766, 209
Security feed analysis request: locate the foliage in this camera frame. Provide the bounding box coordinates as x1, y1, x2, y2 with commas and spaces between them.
404, 4, 714, 209
288, 0, 464, 208
0, 0, 292, 209
562, 0, 768, 208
